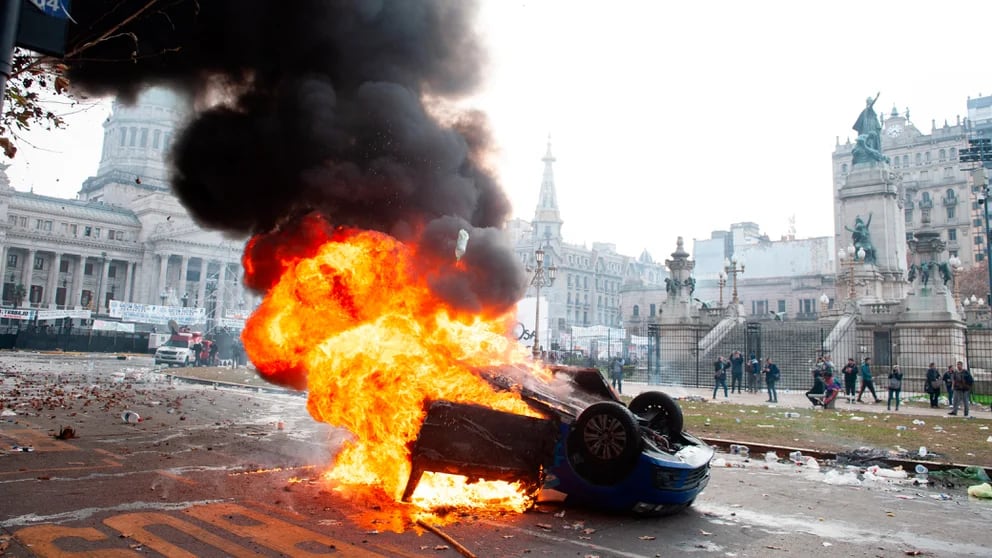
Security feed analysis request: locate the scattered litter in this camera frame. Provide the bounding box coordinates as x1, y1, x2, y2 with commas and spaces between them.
918, 446, 927, 457
712, 458, 727, 467
804, 457, 820, 469
849, 416, 865, 421
756, 424, 775, 428
764, 451, 778, 463
914, 465, 929, 476
822, 470, 862, 486
967, 483, 992, 499
784, 412, 801, 418
980, 426, 989, 431
789, 451, 803, 463
121, 411, 141, 424
10, 445, 34, 452
1, 409, 15, 417
866, 465, 908, 479
639, 535, 656, 541
912, 419, 925, 426
896, 426, 907, 431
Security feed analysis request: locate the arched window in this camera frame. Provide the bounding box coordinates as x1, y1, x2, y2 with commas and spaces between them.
947, 188, 956, 200
922, 192, 931, 202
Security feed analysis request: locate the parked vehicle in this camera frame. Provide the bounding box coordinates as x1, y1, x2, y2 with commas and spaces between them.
154, 331, 203, 367
404, 365, 713, 515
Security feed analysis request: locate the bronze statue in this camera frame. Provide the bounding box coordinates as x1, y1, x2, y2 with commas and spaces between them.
851, 93, 889, 165
684, 277, 696, 296
937, 262, 952, 286
920, 261, 931, 287
907, 263, 918, 283
845, 214, 877, 264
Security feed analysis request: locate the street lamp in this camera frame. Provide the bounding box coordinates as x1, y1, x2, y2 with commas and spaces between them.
159, 290, 167, 306
724, 254, 745, 305
837, 245, 864, 300
819, 293, 830, 315
717, 270, 727, 307
529, 248, 557, 360
182, 292, 189, 307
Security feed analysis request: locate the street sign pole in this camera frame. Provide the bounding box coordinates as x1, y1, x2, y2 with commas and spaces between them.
0, 0, 22, 113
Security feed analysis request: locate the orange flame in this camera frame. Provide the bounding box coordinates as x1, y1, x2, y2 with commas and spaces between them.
243, 218, 547, 511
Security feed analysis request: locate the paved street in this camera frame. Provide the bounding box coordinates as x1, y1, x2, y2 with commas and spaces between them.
2, 352, 992, 557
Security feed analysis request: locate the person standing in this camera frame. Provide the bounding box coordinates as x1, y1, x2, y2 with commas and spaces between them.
942, 364, 955, 408
925, 362, 941, 408
729, 351, 745, 394
763, 357, 780, 403
948, 361, 974, 417
747, 353, 760, 393
856, 357, 881, 403
886, 365, 903, 411
841, 357, 858, 403
713, 356, 729, 399
610, 357, 624, 394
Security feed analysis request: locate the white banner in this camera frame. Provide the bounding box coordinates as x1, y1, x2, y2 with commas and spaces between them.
0, 308, 35, 320
92, 319, 136, 333
36, 309, 92, 321
109, 301, 206, 325
217, 317, 246, 330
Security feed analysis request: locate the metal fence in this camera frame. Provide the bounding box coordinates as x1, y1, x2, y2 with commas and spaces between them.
636, 319, 990, 399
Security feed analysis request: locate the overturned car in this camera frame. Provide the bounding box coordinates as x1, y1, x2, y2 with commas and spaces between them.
403, 365, 713, 515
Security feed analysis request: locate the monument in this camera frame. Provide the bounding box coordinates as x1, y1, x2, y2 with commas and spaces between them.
836, 93, 907, 308
661, 237, 698, 321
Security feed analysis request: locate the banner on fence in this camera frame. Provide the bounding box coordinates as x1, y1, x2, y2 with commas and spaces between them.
109, 301, 206, 325
217, 317, 245, 330
0, 308, 35, 320
36, 309, 92, 321
92, 320, 136, 333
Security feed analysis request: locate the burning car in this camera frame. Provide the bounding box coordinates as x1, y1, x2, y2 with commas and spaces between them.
403, 365, 714, 516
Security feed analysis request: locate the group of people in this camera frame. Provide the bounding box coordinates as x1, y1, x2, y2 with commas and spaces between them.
712, 351, 782, 403
925, 361, 976, 416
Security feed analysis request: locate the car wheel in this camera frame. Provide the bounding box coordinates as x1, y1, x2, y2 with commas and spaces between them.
568, 401, 641, 485
628, 391, 683, 438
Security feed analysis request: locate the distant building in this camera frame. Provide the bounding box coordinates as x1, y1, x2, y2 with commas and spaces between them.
0, 88, 249, 328
513, 140, 667, 350
833, 105, 974, 265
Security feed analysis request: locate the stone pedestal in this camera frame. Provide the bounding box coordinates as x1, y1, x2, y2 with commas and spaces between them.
661, 237, 698, 322
836, 162, 907, 307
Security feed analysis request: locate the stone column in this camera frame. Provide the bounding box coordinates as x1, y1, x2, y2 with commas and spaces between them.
123, 261, 134, 303
73, 256, 86, 309
45, 252, 61, 307
215, 262, 228, 322
197, 259, 207, 308
22, 248, 35, 306
157, 253, 169, 303
179, 255, 189, 299
96, 258, 110, 314
0, 245, 7, 293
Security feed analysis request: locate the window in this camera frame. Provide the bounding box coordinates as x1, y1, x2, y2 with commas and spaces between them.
978, 253, 985, 262
950, 147, 957, 160
841, 163, 848, 173
916, 153, 922, 165
920, 170, 929, 183
905, 208, 913, 223
632, 305, 639, 317
84, 226, 92, 237
129, 127, 137, 147
925, 151, 931, 163
34, 218, 44, 229
69, 224, 77, 236
7, 215, 14, 225
108, 265, 117, 278
649, 303, 656, 317
6, 254, 16, 267
976, 218, 984, 227
94, 228, 101, 239
948, 229, 957, 241
944, 167, 954, 178
18, 216, 26, 227
893, 157, 900, 168
119, 128, 126, 146
84, 263, 93, 276
939, 149, 946, 161
140, 128, 148, 147
29, 285, 42, 304
116, 230, 124, 240
902, 155, 909, 167
947, 206, 955, 220
34, 256, 43, 270
975, 235, 985, 245
777, 300, 786, 313
153, 129, 161, 149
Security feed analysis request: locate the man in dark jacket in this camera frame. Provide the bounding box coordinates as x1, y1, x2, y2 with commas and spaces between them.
856, 357, 881, 403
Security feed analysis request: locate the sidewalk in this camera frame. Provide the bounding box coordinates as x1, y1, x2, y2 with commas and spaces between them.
618, 381, 991, 420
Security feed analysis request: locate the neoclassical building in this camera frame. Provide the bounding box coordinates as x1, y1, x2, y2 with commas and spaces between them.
511, 140, 668, 350
0, 88, 250, 328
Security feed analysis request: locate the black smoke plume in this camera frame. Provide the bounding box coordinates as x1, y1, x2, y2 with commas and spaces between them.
66, 0, 526, 311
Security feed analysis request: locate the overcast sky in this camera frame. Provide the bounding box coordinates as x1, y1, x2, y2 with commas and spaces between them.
6, 0, 992, 262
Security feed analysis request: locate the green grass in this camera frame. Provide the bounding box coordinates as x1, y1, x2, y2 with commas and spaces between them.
670, 399, 992, 466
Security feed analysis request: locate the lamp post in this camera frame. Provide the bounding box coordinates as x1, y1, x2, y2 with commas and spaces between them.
529, 248, 557, 360
159, 290, 167, 306
724, 255, 745, 305
717, 270, 727, 307
181, 292, 189, 307
837, 245, 864, 300
819, 293, 830, 315
949, 255, 963, 310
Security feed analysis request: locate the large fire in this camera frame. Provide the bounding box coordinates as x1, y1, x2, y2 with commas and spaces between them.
242, 216, 548, 513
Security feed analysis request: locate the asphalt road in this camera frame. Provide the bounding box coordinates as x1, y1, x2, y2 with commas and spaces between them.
2, 352, 992, 557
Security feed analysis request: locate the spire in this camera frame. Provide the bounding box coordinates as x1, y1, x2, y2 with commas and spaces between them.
532, 134, 563, 244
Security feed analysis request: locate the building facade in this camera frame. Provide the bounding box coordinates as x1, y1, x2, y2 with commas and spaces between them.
0, 88, 250, 328
513, 140, 668, 350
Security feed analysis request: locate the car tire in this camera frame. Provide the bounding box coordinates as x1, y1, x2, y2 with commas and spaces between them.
628, 391, 683, 438
568, 401, 641, 485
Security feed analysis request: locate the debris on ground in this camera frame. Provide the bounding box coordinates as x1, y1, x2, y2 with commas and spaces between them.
967, 482, 992, 499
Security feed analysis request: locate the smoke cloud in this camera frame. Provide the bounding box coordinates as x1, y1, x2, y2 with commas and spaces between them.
67, 0, 526, 311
